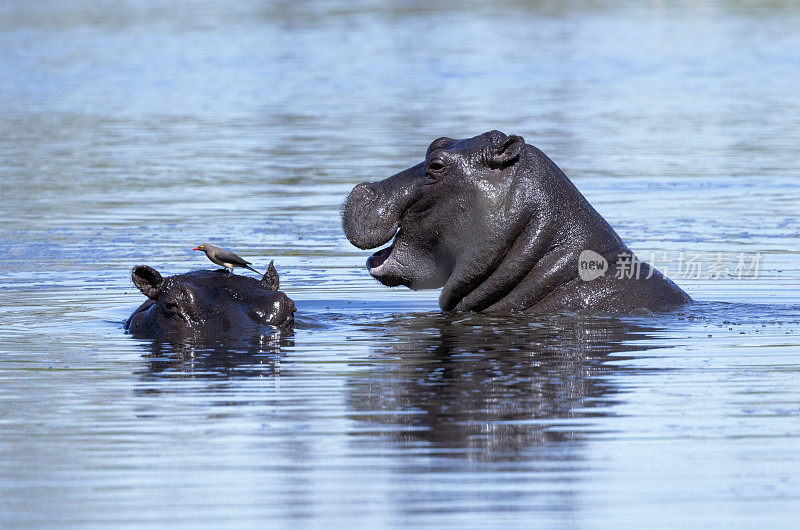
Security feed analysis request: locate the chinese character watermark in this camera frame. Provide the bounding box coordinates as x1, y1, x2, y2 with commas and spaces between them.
615, 252, 642, 280
577, 250, 762, 281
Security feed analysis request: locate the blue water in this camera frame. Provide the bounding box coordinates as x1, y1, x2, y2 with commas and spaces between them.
1, 1, 799, 527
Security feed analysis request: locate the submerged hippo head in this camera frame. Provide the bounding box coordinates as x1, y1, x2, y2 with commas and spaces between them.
342, 130, 690, 313
125, 263, 295, 338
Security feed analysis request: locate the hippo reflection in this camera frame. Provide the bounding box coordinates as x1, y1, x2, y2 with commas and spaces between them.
343, 130, 691, 313
346, 313, 662, 460
126, 264, 295, 339
137, 332, 292, 380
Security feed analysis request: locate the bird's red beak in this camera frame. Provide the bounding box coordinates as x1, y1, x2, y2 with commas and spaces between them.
192, 246, 201, 251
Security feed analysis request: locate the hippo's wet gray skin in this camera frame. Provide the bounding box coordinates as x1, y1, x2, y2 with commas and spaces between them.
125, 264, 295, 338
342, 130, 691, 313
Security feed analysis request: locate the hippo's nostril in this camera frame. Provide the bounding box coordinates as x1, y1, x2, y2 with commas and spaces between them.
352, 182, 376, 199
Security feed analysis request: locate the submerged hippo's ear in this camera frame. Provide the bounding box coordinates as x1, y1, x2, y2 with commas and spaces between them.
490, 134, 525, 168
261, 260, 280, 291
131, 265, 164, 300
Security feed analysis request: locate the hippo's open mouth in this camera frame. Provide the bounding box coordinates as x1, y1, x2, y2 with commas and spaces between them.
365, 231, 407, 287
366, 244, 393, 271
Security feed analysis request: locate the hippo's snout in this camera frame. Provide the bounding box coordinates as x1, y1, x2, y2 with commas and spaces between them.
264, 291, 296, 330
342, 182, 400, 250
342, 164, 424, 251
278, 294, 296, 329
351, 182, 376, 200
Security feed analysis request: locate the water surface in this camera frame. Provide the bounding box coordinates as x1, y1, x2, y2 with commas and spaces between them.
1, 0, 799, 527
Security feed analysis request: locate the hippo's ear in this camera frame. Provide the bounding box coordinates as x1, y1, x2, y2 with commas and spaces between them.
490, 134, 525, 168
131, 265, 164, 300
261, 260, 280, 291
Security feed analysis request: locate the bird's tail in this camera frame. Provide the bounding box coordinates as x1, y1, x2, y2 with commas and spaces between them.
245, 265, 262, 275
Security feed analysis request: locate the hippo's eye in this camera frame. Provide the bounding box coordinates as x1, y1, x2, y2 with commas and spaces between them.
426, 158, 446, 180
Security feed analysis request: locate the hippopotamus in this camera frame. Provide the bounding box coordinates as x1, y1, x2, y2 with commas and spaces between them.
125, 262, 295, 338
342, 130, 691, 314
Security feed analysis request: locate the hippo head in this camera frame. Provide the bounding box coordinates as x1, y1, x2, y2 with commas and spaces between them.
125, 263, 295, 338
342, 130, 551, 310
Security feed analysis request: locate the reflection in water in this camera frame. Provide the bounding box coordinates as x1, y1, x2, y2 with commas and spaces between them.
136, 330, 293, 381
348, 313, 662, 460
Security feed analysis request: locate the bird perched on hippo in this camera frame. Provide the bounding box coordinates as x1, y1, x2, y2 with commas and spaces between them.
125, 262, 295, 338
342, 130, 691, 314
193, 243, 262, 274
